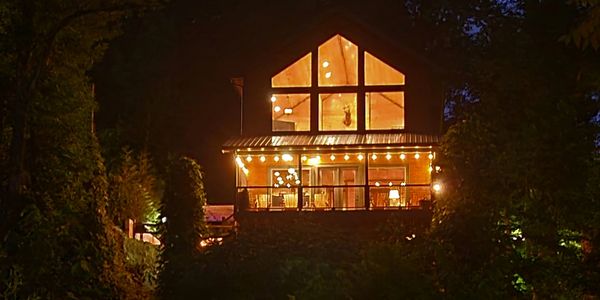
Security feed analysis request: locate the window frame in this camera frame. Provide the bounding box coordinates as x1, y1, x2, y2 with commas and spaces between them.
269, 37, 406, 133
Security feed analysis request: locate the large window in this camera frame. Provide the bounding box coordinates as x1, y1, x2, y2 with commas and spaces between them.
270, 34, 406, 132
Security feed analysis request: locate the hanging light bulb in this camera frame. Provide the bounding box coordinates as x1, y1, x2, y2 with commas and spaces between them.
357, 154, 364, 161
282, 154, 293, 162
322, 61, 329, 68
414, 153, 420, 159
271, 95, 277, 102
301, 155, 307, 161
325, 72, 332, 78
400, 153, 406, 160
344, 154, 350, 161
375, 182, 380, 187
428, 153, 434, 160
274, 155, 280, 162
274, 106, 281, 112
386, 153, 392, 160
371, 154, 377, 160
330, 154, 336, 161
260, 155, 266, 162
246, 155, 253, 162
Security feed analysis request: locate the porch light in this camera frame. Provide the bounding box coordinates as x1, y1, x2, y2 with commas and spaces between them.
284, 108, 293, 114
282, 154, 293, 161
428, 153, 434, 160
260, 155, 266, 162
274, 155, 280, 162
330, 154, 336, 161
235, 156, 244, 168
357, 154, 364, 161
322, 61, 329, 68
344, 154, 350, 160
325, 72, 332, 78
400, 153, 406, 160
246, 155, 252, 162
271, 95, 277, 102
274, 106, 281, 112
371, 154, 377, 160
386, 153, 392, 160
414, 153, 420, 159
433, 183, 442, 192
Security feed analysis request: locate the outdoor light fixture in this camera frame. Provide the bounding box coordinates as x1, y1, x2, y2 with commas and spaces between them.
344, 154, 350, 161
400, 153, 406, 160
414, 153, 420, 159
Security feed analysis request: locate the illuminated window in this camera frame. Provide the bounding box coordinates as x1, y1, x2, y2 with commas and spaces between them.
272, 53, 311, 87
318, 35, 358, 86
364, 52, 405, 85
319, 93, 357, 131
270, 34, 406, 132
271, 93, 310, 131
366, 92, 404, 130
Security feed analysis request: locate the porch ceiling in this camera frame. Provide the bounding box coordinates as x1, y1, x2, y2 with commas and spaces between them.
222, 133, 439, 152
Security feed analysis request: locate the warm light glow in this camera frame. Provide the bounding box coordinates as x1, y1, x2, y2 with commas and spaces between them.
388, 189, 400, 200
435, 166, 441, 172
274, 106, 281, 112
287, 168, 296, 174
274, 171, 280, 176
308, 156, 321, 165
344, 154, 350, 160
271, 95, 277, 102
371, 154, 377, 160
357, 154, 364, 161
284, 108, 293, 114
325, 71, 332, 78
386, 153, 392, 160
433, 183, 442, 192
400, 153, 406, 160
429, 166, 433, 172
260, 156, 266, 162
242, 167, 249, 175
235, 156, 244, 168
295, 180, 301, 184
428, 153, 434, 160
246, 155, 252, 162
375, 181, 380, 187
414, 153, 420, 159
330, 154, 336, 161
301, 155, 307, 161
274, 155, 280, 162
388, 182, 393, 186
282, 154, 293, 161
322, 61, 329, 68
401, 182, 406, 186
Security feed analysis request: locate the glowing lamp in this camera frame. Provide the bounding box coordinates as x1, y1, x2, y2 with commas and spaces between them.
433, 183, 442, 192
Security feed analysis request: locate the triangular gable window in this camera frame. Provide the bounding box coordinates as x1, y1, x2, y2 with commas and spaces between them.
365, 52, 405, 86
271, 53, 311, 87
318, 35, 358, 86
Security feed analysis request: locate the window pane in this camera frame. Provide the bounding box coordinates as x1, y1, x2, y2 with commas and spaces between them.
366, 92, 404, 130
365, 52, 405, 86
272, 53, 311, 87
318, 35, 358, 86
271, 94, 310, 131
319, 93, 357, 131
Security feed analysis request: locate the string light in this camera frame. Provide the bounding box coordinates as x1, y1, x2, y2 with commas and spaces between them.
386, 153, 392, 160
284, 108, 293, 114
371, 154, 377, 160
274, 106, 281, 112
282, 154, 293, 162
246, 155, 252, 162
274, 155, 280, 162
301, 155, 307, 161
400, 153, 406, 160
344, 154, 350, 161
428, 153, 434, 160
330, 154, 336, 161
322, 61, 329, 68
357, 154, 364, 161
325, 72, 332, 78
375, 182, 380, 187
414, 153, 420, 159
260, 156, 266, 162
271, 95, 277, 102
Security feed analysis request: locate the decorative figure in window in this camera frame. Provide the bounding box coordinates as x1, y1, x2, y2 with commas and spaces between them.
343, 104, 352, 127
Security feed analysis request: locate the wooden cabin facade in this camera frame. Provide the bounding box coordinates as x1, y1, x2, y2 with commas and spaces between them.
222, 17, 443, 224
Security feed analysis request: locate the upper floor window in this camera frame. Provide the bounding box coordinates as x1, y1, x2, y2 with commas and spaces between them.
271, 34, 405, 132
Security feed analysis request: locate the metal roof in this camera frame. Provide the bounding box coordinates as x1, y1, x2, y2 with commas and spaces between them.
222, 133, 439, 152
